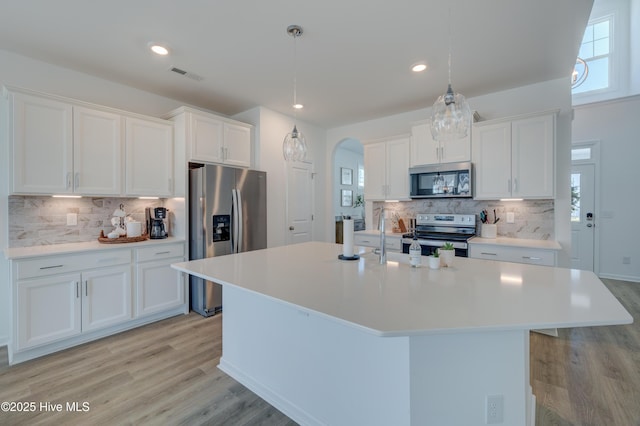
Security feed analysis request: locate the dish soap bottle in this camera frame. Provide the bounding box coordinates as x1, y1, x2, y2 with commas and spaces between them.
409, 235, 422, 268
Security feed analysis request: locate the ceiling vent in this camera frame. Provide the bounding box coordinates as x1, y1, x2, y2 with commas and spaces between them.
169, 66, 203, 82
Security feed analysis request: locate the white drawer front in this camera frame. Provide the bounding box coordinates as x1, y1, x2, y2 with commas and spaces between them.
469, 245, 555, 266
354, 234, 378, 248
15, 250, 131, 280
136, 243, 185, 263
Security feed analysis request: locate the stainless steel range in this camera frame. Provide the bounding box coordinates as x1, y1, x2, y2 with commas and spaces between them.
402, 213, 476, 257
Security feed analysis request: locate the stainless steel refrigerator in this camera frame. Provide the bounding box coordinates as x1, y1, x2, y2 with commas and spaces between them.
189, 163, 267, 316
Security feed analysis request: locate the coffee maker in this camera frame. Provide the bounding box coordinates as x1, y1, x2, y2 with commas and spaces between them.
145, 207, 169, 239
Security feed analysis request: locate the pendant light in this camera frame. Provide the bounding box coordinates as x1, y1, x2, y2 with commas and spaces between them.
430, 6, 471, 141
283, 25, 308, 162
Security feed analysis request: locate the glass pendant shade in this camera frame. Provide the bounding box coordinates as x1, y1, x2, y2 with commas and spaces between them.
430, 83, 471, 141
282, 125, 307, 162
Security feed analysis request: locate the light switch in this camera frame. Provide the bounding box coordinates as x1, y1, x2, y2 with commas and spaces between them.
506, 212, 515, 223
67, 213, 78, 226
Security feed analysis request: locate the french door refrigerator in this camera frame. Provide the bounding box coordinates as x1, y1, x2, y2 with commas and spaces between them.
189, 163, 267, 316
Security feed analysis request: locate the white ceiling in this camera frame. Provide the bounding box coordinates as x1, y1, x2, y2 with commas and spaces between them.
0, 0, 593, 128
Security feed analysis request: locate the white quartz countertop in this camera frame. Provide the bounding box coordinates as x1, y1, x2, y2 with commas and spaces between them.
469, 236, 562, 250
4, 237, 185, 260
172, 241, 631, 337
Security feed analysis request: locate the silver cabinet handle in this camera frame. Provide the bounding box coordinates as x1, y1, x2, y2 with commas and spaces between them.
289, 226, 295, 231
155, 251, 171, 255
481, 252, 497, 256
522, 256, 541, 261
76, 281, 80, 298
74, 172, 79, 189
40, 264, 63, 270
84, 280, 88, 297
66, 172, 72, 189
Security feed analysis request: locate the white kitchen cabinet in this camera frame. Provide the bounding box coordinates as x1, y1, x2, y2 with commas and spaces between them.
135, 243, 185, 318
364, 136, 410, 201
6, 86, 176, 197
16, 273, 81, 350
73, 106, 123, 195
473, 112, 555, 199
410, 121, 471, 166
125, 116, 174, 197
354, 232, 402, 253
81, 265, 132, 332
13, 250, 132, 351
8, 90, 73, 194
166, 107, 252, 168
469, 244, 556, 266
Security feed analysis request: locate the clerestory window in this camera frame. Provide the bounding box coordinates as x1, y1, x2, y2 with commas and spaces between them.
572, 15, 613, 95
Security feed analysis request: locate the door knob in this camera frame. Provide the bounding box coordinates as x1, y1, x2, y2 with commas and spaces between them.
289, 226, 295, 230
586, 223, 593, 228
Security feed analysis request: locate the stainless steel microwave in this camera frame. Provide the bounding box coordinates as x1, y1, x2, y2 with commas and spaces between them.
409, 162, 473, 199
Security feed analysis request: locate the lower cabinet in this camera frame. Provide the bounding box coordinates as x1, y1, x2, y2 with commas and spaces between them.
354, 233, 402, 252
468, 244, 556, 266
16, 273, 82, 350
10, 242, 186, 364
135, 258, 185, 317
16, 264, 131, 351
135, 243, 185, 317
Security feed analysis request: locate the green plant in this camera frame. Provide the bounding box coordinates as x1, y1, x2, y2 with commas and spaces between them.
432, 250, 439, 258
441, 242, 455, 251
354, 194, 364, 208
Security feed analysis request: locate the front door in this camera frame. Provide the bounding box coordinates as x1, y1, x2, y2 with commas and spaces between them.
286, 161, 313, 245
570, 163, 596, 270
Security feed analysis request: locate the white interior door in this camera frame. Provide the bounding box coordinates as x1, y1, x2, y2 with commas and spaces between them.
286, 162, 313, 245
570, 164, 595, 270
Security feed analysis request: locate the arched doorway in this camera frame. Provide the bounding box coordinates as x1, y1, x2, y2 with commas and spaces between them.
333, 138, 364, 243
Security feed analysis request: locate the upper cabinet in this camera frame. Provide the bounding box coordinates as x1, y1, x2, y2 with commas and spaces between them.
5, 87, 174, 197
364, 136, 410, 201
125, 116, 174, 197
166, 107, 252, 168
410, 121, 471, 167
472, 112, 555, 199
9, 91, 74, 194
73, 106, 123, 195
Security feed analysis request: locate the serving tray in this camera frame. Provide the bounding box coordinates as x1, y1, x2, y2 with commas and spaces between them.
98, 230, 149, 244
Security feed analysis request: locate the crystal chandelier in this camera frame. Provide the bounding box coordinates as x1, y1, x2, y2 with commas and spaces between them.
283, 25, 308, 162
430, 7, 471, 141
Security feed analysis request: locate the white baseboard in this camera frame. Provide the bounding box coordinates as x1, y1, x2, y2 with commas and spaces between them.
599, 273, 640, 283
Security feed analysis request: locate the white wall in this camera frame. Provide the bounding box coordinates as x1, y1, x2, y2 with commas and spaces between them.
572, 95, 640, 282
325, 78, 574, 266
233, 107, 328, 248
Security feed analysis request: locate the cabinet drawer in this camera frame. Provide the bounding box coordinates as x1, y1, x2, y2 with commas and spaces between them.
136, 243, 185, 263
469, 245, 555, 266
354, 234, 378, 248
15, 250, 131, 280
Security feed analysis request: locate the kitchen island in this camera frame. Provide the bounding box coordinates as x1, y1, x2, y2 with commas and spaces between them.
172, 241, 632, 426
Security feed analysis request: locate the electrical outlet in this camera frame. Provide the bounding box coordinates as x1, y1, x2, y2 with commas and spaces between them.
486, 395, 504, 424
506, 212, 515, 223
66, 213, 78, 226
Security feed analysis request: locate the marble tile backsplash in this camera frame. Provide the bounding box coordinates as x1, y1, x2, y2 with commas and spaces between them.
373, 199, 555, 240
8, 196, 166, 248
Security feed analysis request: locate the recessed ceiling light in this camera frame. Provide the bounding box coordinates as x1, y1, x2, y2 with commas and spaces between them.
150, 43, 169, 56
293, 103, 304, 109
412, 63, 427, 72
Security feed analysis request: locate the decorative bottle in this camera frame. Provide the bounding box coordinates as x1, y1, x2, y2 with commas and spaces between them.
409, 236, 422, 268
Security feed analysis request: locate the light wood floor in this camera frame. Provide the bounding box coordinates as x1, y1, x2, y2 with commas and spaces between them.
0, 278, 638, 425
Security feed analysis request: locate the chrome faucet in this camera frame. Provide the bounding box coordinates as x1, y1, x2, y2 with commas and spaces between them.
378, 207, 387, 264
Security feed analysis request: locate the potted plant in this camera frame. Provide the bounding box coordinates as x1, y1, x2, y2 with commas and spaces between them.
428, 250, 441, 270
438, 242, 455, 267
